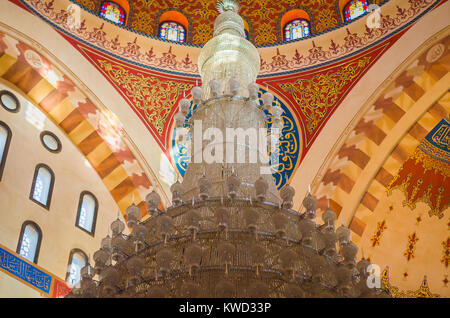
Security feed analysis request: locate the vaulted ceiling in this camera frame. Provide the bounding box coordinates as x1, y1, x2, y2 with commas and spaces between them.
2, 0, 449, 296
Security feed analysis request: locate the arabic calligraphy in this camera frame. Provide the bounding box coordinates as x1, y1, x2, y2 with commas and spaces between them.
431, 123, 449, 151
0, 247, 51, 293
171, 88, 301, 190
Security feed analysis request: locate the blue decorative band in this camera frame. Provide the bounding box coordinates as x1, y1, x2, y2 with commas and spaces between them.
0, 246, 52, 294
419, 117, 450, 163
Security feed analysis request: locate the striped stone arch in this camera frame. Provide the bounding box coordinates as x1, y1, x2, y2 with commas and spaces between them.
313, 30, 449, 238
0, 29, 166, 219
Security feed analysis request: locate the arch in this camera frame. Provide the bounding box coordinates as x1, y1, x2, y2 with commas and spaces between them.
0, 121, 12, 181
284, 19, 310, 42
75, 191, 99, 236
339, 0, 369, 23
156, 10, 190, 43
278, 9, 312, 42
65, 248, 88, 286
159, 21, 186, 43
29, 163, 55, 210
16, 221, 43, 263
307, 30, 450, 239
0, 28, 167, 219
99, 1, 129, 26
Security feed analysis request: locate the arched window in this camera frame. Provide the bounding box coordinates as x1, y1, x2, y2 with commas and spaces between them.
284, 19, 310, 41
66, 249, 88, 286
30, 164, 55, 209
344, 0, 368, 22
17, 221, 42, 263
0, 122, 12, 181
100, 1, 126, 26
159, 21, 186, 43
75, 191, 98, 236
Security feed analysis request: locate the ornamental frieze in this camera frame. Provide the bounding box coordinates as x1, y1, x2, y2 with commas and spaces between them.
17, 0, 441, 76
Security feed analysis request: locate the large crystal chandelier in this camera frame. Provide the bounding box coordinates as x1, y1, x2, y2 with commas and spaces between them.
68, 1, 388, 298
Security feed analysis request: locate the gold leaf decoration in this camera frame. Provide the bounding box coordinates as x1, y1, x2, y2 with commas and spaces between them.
279, 57, 371, 133
98, 60, 191, 136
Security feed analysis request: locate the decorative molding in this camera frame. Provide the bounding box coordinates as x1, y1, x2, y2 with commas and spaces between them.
15, 0, 443, 76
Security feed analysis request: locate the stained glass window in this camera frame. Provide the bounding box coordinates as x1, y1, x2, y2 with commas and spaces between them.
284, 19, 310, 42
76, 192, 97, 234
344, 0, 368, 22
18, 223, 40, 263
67, 251, 87, 286
100, 1, 126, 26
31, 165, 53, 207
159, 22, 186, 43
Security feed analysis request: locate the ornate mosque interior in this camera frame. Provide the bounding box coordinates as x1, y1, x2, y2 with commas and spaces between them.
0, 0, 448, 298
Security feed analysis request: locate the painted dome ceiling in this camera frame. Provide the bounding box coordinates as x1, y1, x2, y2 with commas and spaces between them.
72, 0, 386, 46
3, 0, 449, 298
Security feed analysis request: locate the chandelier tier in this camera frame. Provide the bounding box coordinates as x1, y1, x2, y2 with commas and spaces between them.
68, 0, 388, 298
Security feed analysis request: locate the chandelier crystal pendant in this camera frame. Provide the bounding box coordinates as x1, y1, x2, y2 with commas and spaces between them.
68, 0, 389, 298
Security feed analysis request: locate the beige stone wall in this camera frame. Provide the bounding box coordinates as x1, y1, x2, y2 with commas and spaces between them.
0, 82, 123, 297
0, 271, 43, 298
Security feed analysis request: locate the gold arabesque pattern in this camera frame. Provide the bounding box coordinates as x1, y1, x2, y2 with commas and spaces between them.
98, 59, 192, 136
279, 57, 371, 133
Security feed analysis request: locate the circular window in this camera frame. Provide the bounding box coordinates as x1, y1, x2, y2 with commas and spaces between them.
40, 131, 62, 153
0, 90, 20, 112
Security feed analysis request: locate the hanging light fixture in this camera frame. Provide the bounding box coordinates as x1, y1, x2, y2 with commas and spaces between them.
69, 0, 388, 298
